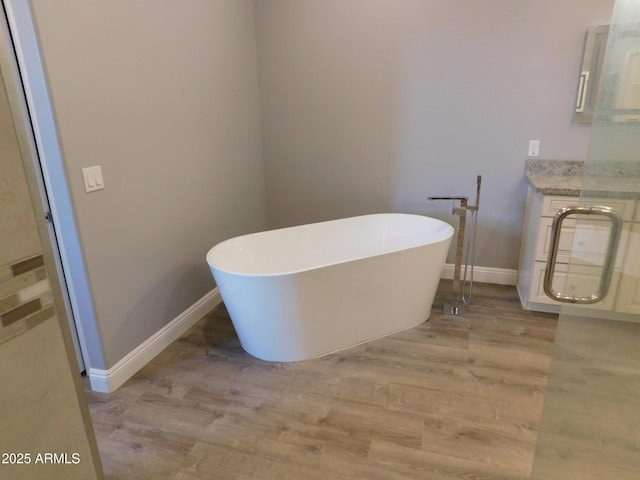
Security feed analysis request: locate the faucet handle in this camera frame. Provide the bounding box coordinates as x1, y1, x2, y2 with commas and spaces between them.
427, 196, 468, 201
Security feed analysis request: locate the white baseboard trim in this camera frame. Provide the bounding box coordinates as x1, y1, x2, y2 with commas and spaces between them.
87, 288, 222, 393
441, 263, 518, 286
87, 266, 514, 393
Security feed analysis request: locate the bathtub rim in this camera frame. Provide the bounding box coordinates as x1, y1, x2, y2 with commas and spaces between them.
206, 213, 454, 278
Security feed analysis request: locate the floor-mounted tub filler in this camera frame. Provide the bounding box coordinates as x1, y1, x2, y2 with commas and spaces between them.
428, 175, 482, 317
206, 213, 453, 362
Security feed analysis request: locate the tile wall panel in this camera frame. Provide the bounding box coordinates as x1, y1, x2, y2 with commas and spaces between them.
0, 254, 54, 345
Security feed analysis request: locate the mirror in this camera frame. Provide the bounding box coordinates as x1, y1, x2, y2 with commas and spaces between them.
575, 24, 640, 122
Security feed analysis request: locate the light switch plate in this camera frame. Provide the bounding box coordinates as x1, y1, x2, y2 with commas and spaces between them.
528, 140, 540, 157
82, 166, 104, 193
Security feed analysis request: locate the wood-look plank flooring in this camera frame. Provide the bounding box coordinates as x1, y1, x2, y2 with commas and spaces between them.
85, 281, 558, 480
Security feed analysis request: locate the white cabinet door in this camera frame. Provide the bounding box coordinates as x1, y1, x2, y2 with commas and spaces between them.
615, 224, 640, 314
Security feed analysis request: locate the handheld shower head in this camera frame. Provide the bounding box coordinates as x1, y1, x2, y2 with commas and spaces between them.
474, 175, 482, 211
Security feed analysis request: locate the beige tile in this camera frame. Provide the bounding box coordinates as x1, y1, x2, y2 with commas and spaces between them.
0, 139, 42, 266
16, 279, 50, 303
0, 264, 12, 282
0, 270, 38, 299
0, 293, 19, 315
1, 298, 41, 327
11, 254, 44, 276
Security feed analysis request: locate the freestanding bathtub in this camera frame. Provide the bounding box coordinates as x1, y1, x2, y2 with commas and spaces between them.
206, 213, 453, 362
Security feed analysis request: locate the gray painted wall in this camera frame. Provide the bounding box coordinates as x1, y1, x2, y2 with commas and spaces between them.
29, 0, 266, 368
255, 0, 614, 269
24, 0, 615, 372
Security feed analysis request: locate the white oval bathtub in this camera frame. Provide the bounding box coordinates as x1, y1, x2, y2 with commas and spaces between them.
206, 213, 453, 362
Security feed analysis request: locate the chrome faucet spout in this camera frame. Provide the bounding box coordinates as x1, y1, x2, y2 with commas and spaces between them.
428, 196, 469, 216
427, 196, 468, 202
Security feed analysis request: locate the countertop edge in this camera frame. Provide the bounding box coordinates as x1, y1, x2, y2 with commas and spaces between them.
525, 174, 582, 196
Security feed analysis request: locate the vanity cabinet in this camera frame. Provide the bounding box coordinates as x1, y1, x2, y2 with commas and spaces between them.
517, 185, 637, 315
616, 223, 640, 314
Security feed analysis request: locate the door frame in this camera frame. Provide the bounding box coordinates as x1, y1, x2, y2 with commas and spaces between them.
2, 0, 103, 373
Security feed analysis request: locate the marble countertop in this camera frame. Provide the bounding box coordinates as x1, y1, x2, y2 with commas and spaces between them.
525, 159, 640, 197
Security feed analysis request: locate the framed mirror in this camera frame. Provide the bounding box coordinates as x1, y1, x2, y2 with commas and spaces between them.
575, 24, 640, 122
575, 25, 609, 122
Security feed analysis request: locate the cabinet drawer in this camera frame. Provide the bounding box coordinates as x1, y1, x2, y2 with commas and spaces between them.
535, 217, 575, 264
540, 195, 579, 217
531, 261, 618, 311
541, 195, 635, 221
535, 217, 628, 267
